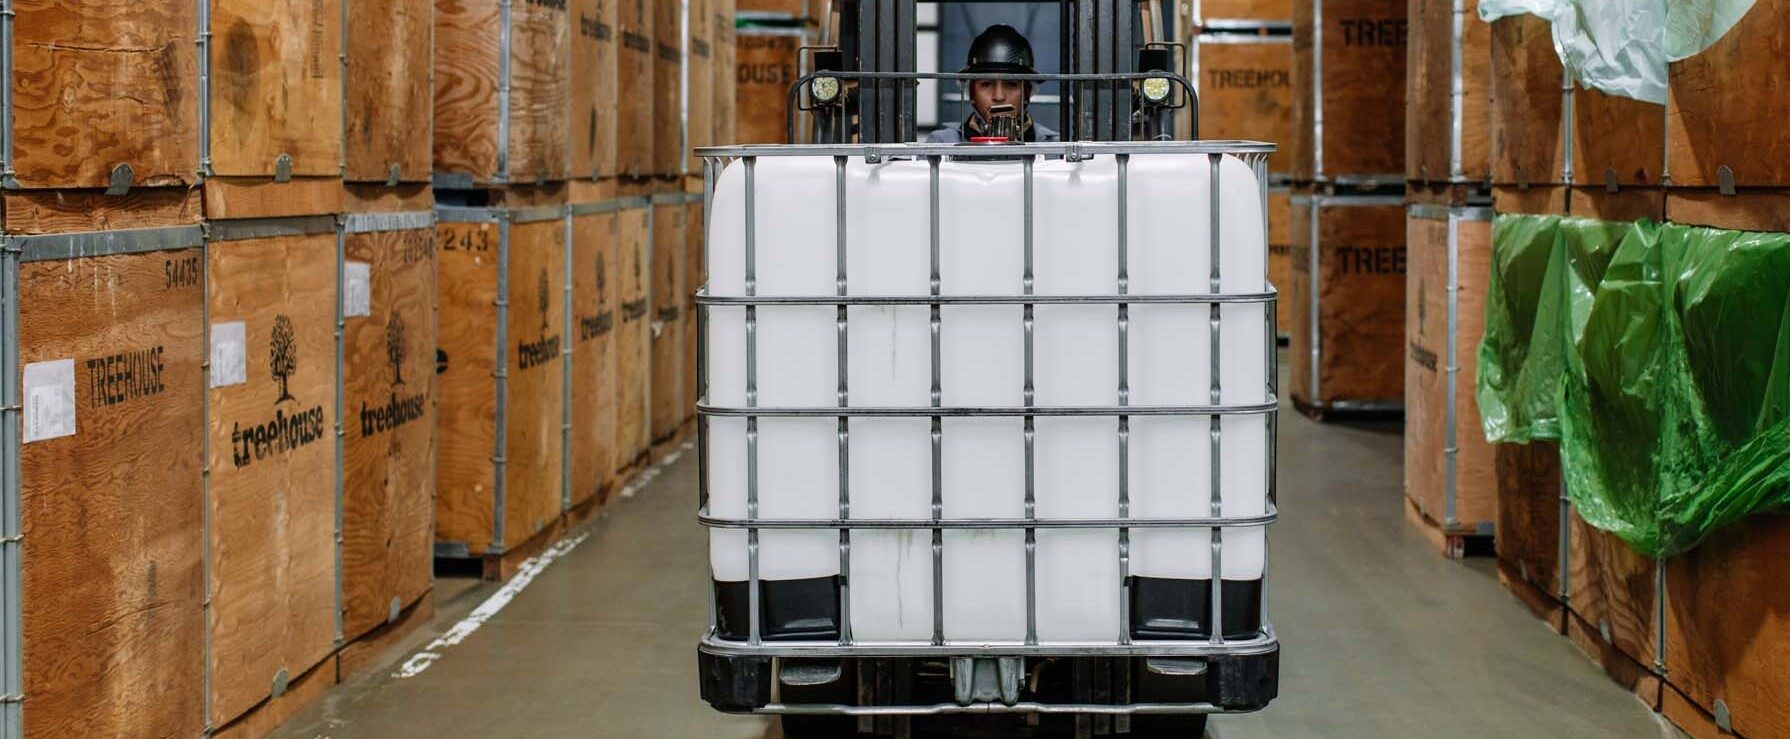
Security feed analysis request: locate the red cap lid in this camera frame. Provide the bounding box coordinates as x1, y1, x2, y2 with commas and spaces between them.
970, 136, 1011, 143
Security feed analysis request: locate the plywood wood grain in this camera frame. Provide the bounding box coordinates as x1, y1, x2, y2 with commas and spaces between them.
1288, 193, 1406, 409
650, 198, 686, 440
1667, 0, 1790, 189
617, 0, 655, 176
1198, 37, 1295, 176
1267, 188, 1292, 336
1292, 0, 1407, 181
683, 199, 705, 422
19, 248, 206, 739
1566, 511, 1658, 673
1666, 514, 1790, 739
210, 0, 343, 177
501, 218, 568, 548
653, 0, 685, 174
10, 0, 199, 189
1570, 186, 1664, 223
1495, 441, 1562, 601
1666, 189, 1790, 233
1572, 86, 1665, 188
346, 0, 433, 182
4, 186, 201, 235
434, 219, 500, 554
712, 0, 738, 146
1404, 204, 1494, 529
570, 208, 619, 506
572, 0, 620, 178
1405, 0, 1490, 183
507, 0, 572, 182
207, 230, 338, 726
1195, 0, 1293, 24
736, 31, 802, 145
202, 176, 345, 220
433, 0, 503, 181
686, 0, 717, 173
342, 225, 436, 641
1489, 15, 1565, 186
615, 203, 652, 472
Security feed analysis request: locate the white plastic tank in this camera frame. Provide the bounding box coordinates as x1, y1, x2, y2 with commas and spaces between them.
706, 148, 1268, 645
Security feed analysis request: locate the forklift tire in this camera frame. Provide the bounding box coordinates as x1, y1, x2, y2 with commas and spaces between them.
1127, 713, 1209, 737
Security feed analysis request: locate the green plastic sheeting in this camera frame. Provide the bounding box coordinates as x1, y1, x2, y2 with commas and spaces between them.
1478, 216, 1790, 557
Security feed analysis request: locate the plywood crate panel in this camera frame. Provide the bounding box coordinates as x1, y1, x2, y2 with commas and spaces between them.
654, 0, 685, 175
1405, 0, 1490, 184
1495, 442, 1564, 621
1404, 198, 1495, 533
206, 218, 339, 727
682, 196, 705, 419
341, 206, 437, 642
1287, 190, 1407, 413
1667, 0, 1790, 189
616, 0, 655, 176
1666, 514, 1790, 739
686, 0, 718, 173
650, 193, 688, 441
1571, 186, 1663, 224
1666, 189, 1790, 234
1566, 510, 1659, 685
1267, 185, 1292, 337
14, 230, 206, 738
1192, 33, 1296, 176
713, 0, 739, 145
1187, 0, 1294, 26
1572, 86, 1665, 189
1292, 0, 1408, 183
1491, 184, 1568, 217
1489, 15, 1566, 186
3, 187, 203, 236
9, 0, 199, 189
736, 29, 805, 145
570, 201, 623, 507
209, 0, 343, 178
737, 0, 810, 17
347, 0, 433, 183
614, 198, 653, 472
202, 177, 346, 221
434, 0, 572, 186
435, 205, 567, 558
572, 0, 621, 179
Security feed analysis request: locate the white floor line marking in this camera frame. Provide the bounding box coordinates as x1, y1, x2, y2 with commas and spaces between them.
393, 441, 694, 679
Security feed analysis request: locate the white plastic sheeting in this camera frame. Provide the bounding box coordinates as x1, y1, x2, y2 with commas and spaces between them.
1477, 0, 1756, 105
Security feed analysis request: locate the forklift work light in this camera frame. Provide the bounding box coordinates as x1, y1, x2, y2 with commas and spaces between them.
1141, 76, 1172, 103
810, 76, 842, 104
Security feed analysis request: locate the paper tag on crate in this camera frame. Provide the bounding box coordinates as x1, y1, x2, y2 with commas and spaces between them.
344, 261, 372, 318
210, 321, 247, 388
22, 359, 77, 443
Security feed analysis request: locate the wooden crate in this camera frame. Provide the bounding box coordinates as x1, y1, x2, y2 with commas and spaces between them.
1183, 0, 1294, 27
341, 190, 436, 643
572, 0, 620, 179
434, 0, 572, 186
737, 0, 810, 17
687, 0, 718, 173
3, 188, 204, 236
435, 203, 567, 564
1572, 86, 1665, 189
1566, 509, 1662, 705
569, 198, 623, 508
206, 216, 340, 727
616, 0, 656, 177
1403, 193, 1496, 548
650, 193, 688, 443
1492, 184, 1569, 217
203, 176, 346, 221
1267, 185, 1293, 337
683, 194, 705, 422
1667, 0, 1790, 190
1494, 442, 1565, 628
1287, 189, 1407, 414
1665, 514, 1790, 739
1489, 15, 1567, 187
1291, 0, 1408, 184
713, 0, 739, 145
209, 0, 342, 179
1405, 0, 1490, 184
654, 0, 685, 175
8, 0, 199, 190
1571, 186, 1664, 223
736, 28, 807, 145
11, 225, 207, 738
615, 196, 654, 474
346, 0, 433, 183
1188, 33, 1296, 177
1667, 189, 1790, 234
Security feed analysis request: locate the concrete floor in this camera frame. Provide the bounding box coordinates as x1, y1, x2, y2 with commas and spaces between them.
270, 393, 1675, 739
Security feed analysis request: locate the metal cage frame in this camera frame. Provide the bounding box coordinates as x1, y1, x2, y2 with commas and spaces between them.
693, 141, 1281, 719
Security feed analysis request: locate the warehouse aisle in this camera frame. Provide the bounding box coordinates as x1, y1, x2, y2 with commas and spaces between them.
269, 399, 1668, 739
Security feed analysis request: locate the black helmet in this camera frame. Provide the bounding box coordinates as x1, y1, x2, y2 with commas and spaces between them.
962, 25, 1037, 77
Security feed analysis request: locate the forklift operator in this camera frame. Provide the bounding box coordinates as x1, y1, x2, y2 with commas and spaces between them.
924, 25, 1062, 143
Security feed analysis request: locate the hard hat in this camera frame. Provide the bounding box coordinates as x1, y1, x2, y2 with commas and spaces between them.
962, 24, 1037, 77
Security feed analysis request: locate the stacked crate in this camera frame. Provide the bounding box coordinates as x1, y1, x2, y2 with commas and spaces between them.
1656, 4, 1790, 735
1287, 0, 1408, 417
735, 0, 815, 145
1178, 0, 1295, 339
1400, 0, 1499, 555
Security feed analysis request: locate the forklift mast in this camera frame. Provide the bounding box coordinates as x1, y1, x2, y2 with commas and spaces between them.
807, 0, 1186, 143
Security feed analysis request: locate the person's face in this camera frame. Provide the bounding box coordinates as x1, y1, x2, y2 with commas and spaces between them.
969, 79, 1027, 123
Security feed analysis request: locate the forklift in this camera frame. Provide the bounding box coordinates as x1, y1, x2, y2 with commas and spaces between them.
695, 1, 1281, 736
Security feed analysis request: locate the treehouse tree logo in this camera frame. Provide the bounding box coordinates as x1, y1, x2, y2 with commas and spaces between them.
596, 257, 607, 301
387, 314, 407, 386
1416, 282, 1427, 338
270, 315, 298, 404
539, 269, 551, 333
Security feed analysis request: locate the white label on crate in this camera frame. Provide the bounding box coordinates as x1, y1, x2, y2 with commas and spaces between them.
344, 261, 372, 318
210, 321, 247, 388
22, 359, 76, 444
